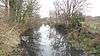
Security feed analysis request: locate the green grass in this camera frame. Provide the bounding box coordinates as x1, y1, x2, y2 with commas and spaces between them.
84, 19, 100, 33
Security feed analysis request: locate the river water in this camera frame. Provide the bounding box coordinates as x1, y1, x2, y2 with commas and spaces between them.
37, 24, 87, 56
38, 24, 53, 56
21, 24, 87, 56
37, 24, 69, 56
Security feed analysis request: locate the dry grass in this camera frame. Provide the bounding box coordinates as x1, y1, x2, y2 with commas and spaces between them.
0, 18, 20, 55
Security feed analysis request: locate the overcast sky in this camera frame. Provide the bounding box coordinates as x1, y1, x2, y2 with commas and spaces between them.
39, 0, 100, 18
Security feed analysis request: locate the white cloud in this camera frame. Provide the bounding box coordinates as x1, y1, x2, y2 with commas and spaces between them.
86, 0, 100, 16
39, 0, 55, 18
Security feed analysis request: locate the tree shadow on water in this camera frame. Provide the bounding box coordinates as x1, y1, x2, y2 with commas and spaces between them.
19, 28, 40, 56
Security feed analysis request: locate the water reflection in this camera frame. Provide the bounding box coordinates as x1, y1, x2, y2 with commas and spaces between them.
38, 24, 68, 56
38, 24, 53, 56
20, 24, 86, 56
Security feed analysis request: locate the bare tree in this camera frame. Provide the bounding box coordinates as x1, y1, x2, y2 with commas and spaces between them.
53, 0, 94, 56
54, 0, 87, 24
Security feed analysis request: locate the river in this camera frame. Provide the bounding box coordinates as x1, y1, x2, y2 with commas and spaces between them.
21, 24, 86, 56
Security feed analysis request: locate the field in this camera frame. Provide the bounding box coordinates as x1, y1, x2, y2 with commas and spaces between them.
85, 17, 100, 33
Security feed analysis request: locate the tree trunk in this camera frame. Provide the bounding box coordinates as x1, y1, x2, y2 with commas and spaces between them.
5, 0, 9, 17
